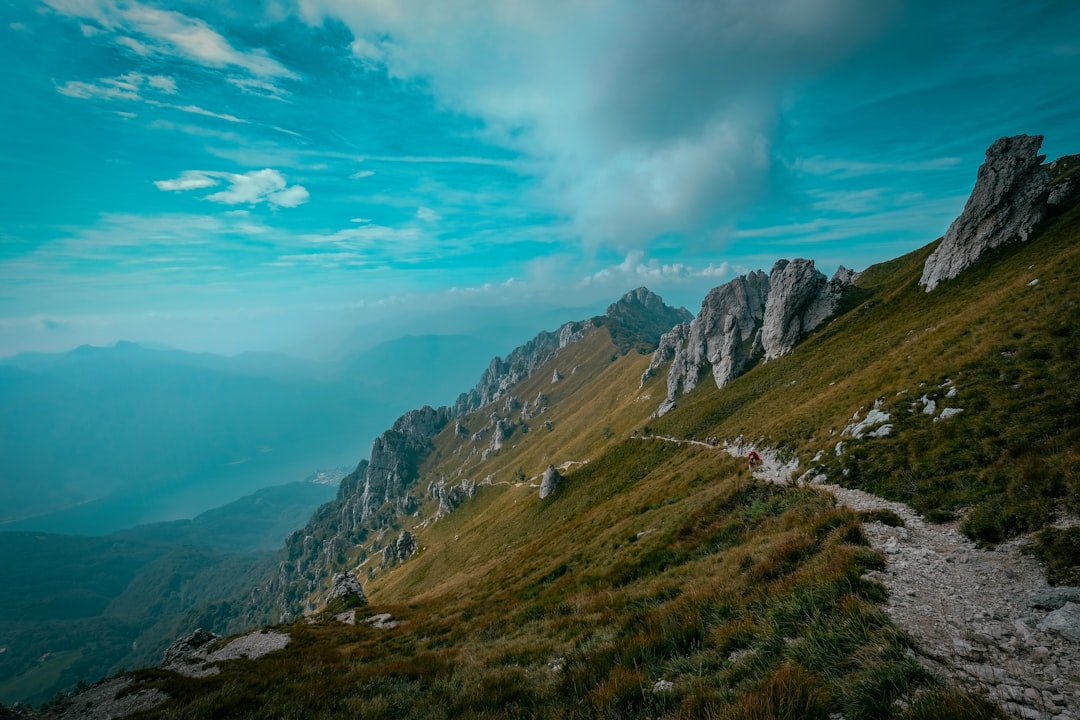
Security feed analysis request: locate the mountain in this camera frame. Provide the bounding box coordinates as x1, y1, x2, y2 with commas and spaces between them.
0, 479, 337, 706
0, 334, 515, 535
14, 136, 1080, 719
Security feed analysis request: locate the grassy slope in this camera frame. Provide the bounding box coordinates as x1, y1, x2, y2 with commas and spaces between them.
73, 201, 1080, 719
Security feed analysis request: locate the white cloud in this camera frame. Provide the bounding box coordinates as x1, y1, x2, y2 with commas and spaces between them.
415, 207, 440, 222
154, 171, 218, 192
154, 169, 310, 208
45, 0, 297, 80
228, 77, 290, 101
579, 250, 736, 288
146, 74, 177, 93
54, 72, 250, 125
350, 169, 375, 179
297, 0, 899, 250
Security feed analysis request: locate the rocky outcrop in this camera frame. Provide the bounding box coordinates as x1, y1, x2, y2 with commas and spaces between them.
430, 476, 477, 517
360, 406, 451, 520
762, 259, 850, 359
326, 570, 366, 605
648, 262, 853, 414
453, 320, 595, 415
647, 271, 769, 414
604, 287, 693, 354
162, 628, 219, 668
382, 531, 417, 567
640, 322, 690, 387
921, 134, 1052, 291
539, 464, 563, 499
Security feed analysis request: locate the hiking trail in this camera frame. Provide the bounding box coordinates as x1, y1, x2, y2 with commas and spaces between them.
633, 433, 1079, 719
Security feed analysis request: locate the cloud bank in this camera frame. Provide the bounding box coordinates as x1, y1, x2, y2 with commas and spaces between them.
297, 0, 898, 250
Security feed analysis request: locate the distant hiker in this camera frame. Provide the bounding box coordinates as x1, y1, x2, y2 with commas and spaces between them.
735, 434, 745, 452
747, 450, 761, 468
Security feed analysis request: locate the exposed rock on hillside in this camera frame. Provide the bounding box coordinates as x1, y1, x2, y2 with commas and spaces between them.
662, 271, 769, 409
648, 261, 855, 414
360, 406, 451, 521
452, 320, 595, 415
326, 570, 366, 605
762, 259, 852, 359
381, 531, 417, 567
921, 134, 1051, 291
604, 287, 693, 355
539, 464, 563, 499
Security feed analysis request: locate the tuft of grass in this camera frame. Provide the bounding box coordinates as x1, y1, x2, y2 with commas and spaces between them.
1024, 526, 1080, 585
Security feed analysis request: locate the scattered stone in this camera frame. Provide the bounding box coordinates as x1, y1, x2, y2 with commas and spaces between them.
652, 679, 674, 693
365, 613, 399, 630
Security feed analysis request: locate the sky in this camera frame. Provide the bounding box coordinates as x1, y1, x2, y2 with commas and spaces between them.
2, 0, 1079, 357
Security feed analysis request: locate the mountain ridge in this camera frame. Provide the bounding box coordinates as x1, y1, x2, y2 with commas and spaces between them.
12, 134, 1080, 719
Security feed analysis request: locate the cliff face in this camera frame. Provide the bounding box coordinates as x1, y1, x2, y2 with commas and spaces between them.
762, 259, 848, 360
920, 134, 1051, 291
650, 261, 852, 414
360, 406, 451, 521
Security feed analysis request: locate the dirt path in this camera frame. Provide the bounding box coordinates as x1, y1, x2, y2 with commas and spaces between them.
745, 444, 1080, 720
636, 434, 1080, 719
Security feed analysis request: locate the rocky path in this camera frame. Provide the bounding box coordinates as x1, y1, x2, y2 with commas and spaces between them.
747, 444, 1080, 720
636, 435, 1080, 719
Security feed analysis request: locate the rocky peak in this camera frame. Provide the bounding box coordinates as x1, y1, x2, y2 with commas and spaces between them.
604, 287, 694, 355
652, 271, 769, 415
360, 406, 451, 520
452, 319, 595, 416
920, 134, 1051, 291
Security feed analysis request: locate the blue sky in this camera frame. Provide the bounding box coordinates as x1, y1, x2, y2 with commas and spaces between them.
2, 0, 1079, 357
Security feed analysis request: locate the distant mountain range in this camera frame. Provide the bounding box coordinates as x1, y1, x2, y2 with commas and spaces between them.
0, 332, 507, 534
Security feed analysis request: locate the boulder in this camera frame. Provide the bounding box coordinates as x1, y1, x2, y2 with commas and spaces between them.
326, 570, 367, 606
1030, 587, 1080, 611
1036, 601, 1080, 642
162, 628, 219, 666
539, 464, 563, 499
920, 134, 1051, 291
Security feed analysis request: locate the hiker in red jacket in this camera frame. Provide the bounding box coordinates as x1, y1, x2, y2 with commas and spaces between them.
747, 450, 761, 469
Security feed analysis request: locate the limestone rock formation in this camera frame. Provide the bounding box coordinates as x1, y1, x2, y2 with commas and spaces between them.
162, 628, 219, 667
326, 570, 366, 605
360, 406, 451, 520
921, 134, 1051, 291
641, 322, 690, 387
539, 464, 563, 499
431, 477, 477, 517
648, 261, 853, 414
648, 271, 769, 413
762, 259, 849, 359
453, 319, 595, 415
382, 530, 418, 567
